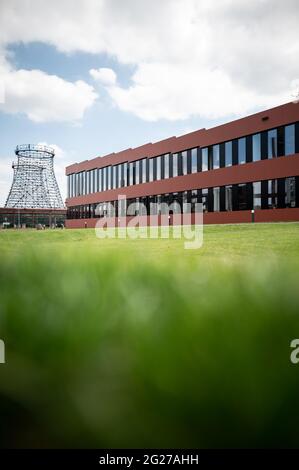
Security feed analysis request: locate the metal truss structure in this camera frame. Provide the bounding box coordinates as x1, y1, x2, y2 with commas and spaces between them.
5, 144, 64, 209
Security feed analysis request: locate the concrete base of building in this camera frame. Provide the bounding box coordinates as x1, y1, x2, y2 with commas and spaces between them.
65, 207, 299, 229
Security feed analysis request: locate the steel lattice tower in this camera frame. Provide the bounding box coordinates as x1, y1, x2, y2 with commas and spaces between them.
5, 144, 64, 209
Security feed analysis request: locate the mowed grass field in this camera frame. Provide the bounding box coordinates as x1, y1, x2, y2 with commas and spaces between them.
0, 223, 299, 448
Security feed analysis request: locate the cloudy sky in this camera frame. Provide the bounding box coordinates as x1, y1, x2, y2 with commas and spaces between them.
0, 0, 298, 205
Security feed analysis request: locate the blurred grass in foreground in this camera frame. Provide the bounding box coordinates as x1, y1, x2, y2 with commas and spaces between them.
0, 223, 299, 448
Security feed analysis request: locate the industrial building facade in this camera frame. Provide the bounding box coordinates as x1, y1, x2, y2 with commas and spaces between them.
0, 207, 66, 228
65, 102, 299, 228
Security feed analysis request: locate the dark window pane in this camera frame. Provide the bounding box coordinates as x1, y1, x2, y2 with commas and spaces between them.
225, 185, 232, 211
225, 141, 232, 166
202, 148, 208, 171
164, 154, 170, 179
240, 184, 247, 210
268, 129, 277, 158
202, 188, 208, 212
253, 181, 261, 209
156, 156, 161, 180
238, 138, 246, 164
142, 159, 147, 183
285, 124, 295, 155
123, 162, 128, 187
285, 176, 296, 207
191, 148, 197, 173
213, 145, 220, 169
252, 134, 261, 161
149, 158, 154, 182
173, 153, 178, 177
213, 187, 220, 211
182, 151, 188, 175
135, 161, 140, 185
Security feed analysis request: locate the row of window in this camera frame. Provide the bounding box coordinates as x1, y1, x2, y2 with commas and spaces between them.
67, 177, 299, 219
67, 122, 299, 198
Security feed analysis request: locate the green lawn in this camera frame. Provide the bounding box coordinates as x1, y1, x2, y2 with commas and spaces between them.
0, 223, 299, 448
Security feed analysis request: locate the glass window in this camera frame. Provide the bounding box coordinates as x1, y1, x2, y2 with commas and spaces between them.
86, 171, 89, 194
123, 162, 128, 187
213, 187, 220, 211
78, 173, 81, 195
191, 148, 197, 173
93, 169, 97, 193
112, 166, 116, 189
285, 124, 295, 156
142, 159, 147, 183
268, 179, 278, 208
98, 168, 102, 192
285, 177, 296, 207
225, 141, 232, 167
208, 147, 213, 170
135, 160, 140, 184
253, 181, 261, 209
107, 166, 111, 190
74, 174, 77, 196
104, 167, 108, 191
202, 188, 208, 212
225, 185, 232, 211
252, 134, 261, 162
77, 173, 81, 196
172, 153, 178, 177
238, 138, 246, 164
202, 148, 208, 172
268, 129, 277, 158
128, 162, 132, 186
90, 170, 93, 194
182, 151, 188, 175
76, 173, 80, 196
133, 162, 136, 185
94, 169, 97, 192
156, 156, 161, 180
149, 158, 154, 182
116, 165, 119, 189
81, 172, 83, 195
238, 183, 247, 210
191, 189, 199, 212
164, 154, 170, 179
70, 175, 73, 198
117, 164, 121, 188
213, 145, 220, 169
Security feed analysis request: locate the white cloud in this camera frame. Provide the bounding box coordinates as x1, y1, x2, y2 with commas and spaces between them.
90, 68, 117, 86
0, 0, 298, 122
0, 58, 98, 123
105, 63, 291, 122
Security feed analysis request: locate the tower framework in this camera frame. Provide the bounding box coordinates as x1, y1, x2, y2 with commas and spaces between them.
5, 144, 64, 209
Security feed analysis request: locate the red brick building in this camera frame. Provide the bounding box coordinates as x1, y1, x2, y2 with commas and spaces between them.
65, 101, 299, 228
